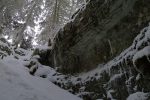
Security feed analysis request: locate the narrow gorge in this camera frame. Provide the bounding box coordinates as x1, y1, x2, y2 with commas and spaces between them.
0, 0, 150, 100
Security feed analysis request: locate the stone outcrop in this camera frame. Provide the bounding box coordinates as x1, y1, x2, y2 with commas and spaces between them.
46, 24, 150, 100
0, 38, 11, 58
33, 47, 53, 66
52, 0, 150, 73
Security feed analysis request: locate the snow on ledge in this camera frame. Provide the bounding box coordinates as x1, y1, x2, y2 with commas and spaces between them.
127, 92, 149, 100
132, 46, 150, 64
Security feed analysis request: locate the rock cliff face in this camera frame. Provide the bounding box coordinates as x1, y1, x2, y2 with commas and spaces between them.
46, 25, 150, 100
52, 0, 150, 73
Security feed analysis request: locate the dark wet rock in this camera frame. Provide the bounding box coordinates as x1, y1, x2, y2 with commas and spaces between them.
133, 46, 150, 79
33, 47, 53, 66
47, 23, 150, 100
0, 37, 11, 57
51, 0, 150, 74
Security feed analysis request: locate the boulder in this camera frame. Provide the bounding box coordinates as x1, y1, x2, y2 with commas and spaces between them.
52, 0, 150, 73
32, 46, 53, 66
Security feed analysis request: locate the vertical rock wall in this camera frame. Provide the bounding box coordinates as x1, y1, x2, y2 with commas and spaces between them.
52, 0, 150, 74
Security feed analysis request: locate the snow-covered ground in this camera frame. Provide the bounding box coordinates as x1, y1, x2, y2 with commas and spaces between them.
127, 92, 149, 100
0, 56, 82, 100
